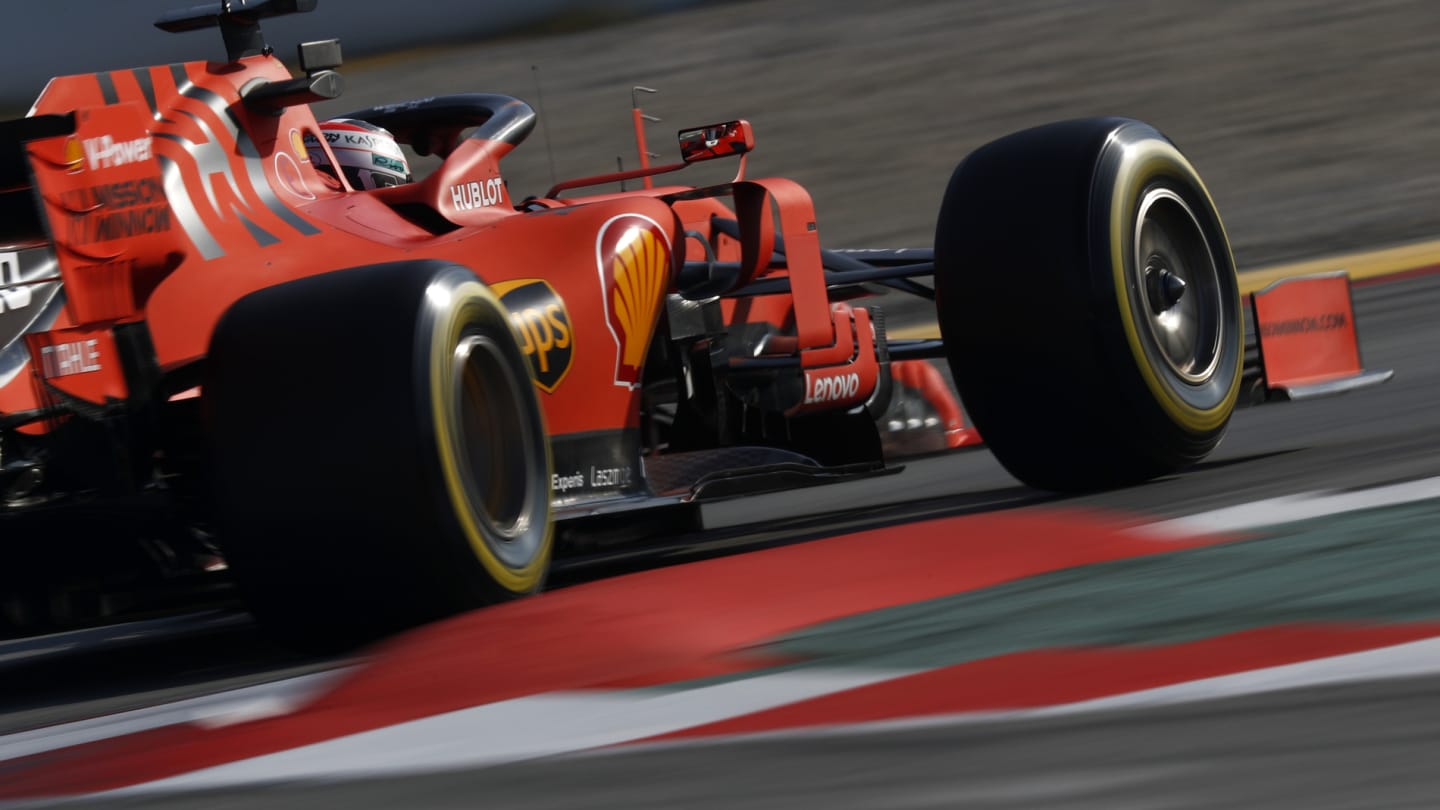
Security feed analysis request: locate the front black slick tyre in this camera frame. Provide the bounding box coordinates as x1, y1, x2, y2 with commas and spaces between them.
206, 261, 553, 648
934, 118, 1242, 492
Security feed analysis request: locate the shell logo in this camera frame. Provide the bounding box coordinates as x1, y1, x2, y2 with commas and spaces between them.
62, 137, 85, 173
289, 129, 310, 162
596, 214, 671, 389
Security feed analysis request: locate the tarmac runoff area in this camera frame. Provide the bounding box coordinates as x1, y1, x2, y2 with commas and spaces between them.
1, 2, 1438, 802
3, 202, 1439, 808
5, 477, 1440, 802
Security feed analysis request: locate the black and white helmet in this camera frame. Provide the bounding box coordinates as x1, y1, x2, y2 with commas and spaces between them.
304, 118, 413, 190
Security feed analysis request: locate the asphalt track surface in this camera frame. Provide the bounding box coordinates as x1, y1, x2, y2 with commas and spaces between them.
6, 1, 1440, 806
82, 676, 1440, 810
3, 269, 1436, 808
313, 0, 1440, 270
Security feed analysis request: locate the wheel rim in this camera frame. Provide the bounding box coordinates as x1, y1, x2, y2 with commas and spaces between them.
1132, 188, 1223, 385
451, 333, 541, 567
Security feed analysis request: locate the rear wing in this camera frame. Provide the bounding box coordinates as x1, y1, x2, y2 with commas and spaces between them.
0, 114, 75, 250
18, 102, 177, 325
0, 116, 72, 407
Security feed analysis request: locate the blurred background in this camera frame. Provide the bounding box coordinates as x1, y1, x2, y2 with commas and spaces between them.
5, 6, 1440, 804
4, 1, 707, 108
12, 0, 1440, 271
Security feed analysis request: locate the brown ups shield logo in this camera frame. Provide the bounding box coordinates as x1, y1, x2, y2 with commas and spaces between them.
493, 278, 573, 394
595, 214, 671, 389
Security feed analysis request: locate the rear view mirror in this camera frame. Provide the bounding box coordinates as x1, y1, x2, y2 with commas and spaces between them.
678, 120, 754, 163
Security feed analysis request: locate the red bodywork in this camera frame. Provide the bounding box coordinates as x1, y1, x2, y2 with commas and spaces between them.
15, 59, 662, 441
2, 49, 898, 512
0, 13, 1389, 638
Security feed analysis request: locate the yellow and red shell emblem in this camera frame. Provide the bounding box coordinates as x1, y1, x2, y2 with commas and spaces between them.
289, 128, 310, 162
595, 214, 671, 388
62, 137, 85, 173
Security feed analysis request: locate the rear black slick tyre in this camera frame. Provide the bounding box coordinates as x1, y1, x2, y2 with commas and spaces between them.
934, 118, 1242, 492
206, 261, 553, 648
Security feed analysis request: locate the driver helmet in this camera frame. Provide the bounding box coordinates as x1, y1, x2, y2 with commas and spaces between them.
305, 118, 413, 190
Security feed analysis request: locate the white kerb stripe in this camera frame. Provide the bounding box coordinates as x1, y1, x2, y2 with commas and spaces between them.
1144, 474, 1440, 537
112, 668, 910, 795
0, 670, 346, 763
674, 635, 1440, 745
111, 635, 1440, 796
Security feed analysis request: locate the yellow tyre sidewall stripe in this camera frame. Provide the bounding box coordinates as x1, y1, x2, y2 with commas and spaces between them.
1106, 138, 1242, 435
429, 278, 553, 594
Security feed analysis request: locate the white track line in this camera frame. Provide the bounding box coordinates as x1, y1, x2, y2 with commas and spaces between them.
112, 668, 910, 795
594, 635, 1440, 757
1144, 474, 1440, 537
11, 475, 1440, 793
114, 636, 1440, 796
0, 669, 346, 762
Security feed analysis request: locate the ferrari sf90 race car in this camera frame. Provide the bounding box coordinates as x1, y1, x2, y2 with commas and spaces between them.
0, 0, 1389, 647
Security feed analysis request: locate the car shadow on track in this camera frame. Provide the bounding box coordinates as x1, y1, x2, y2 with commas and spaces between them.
549, 482, 1065, 588
0, 611, 338, 735
1188, 448, 1305, 473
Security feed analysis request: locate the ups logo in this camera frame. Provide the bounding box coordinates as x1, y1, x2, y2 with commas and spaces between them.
493, 278, 573, 393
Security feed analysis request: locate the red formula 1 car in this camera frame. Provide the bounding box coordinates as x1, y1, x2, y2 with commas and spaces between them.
0, 1, 1390, 645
